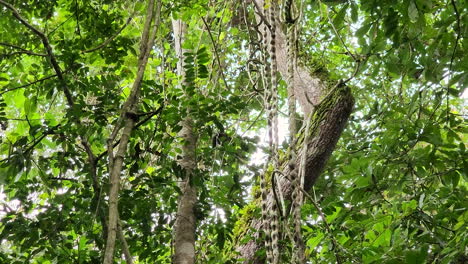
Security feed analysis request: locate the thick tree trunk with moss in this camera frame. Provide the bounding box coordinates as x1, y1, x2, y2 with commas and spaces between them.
172, 19, 198, 264
237, 84, 354, 263
236, 1, 355, 262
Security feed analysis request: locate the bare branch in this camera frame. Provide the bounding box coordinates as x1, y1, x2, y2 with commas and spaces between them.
50, 177, 78, 182
118, 218, 134, 264
104, 0, 162, 262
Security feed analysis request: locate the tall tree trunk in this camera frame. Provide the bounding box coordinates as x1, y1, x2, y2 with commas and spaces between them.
236, 1, 355, 262
103, 1, 160, 263
172, 19, 198, 264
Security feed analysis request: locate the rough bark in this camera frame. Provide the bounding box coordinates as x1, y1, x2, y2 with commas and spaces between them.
236, 1, 355, 262
172, 19, 198, 264
238, 85, 354, 263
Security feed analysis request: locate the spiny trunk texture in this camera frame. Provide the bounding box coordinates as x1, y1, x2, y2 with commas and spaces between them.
172, 19, 198, 264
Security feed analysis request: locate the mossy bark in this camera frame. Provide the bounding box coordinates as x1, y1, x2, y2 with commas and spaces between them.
236, 84, 354, 263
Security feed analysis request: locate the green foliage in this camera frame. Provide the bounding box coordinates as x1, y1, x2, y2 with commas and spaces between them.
0, 0, 466, 263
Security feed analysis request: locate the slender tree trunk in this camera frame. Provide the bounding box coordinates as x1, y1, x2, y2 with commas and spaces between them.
103, 1, 160, 263
172, 19, 198, 264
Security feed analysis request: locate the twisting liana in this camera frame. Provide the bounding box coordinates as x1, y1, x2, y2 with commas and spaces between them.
268, 2, 280, 263
259, 0, 280, 263
284, 0, 306, 263
260, 0, 273, 263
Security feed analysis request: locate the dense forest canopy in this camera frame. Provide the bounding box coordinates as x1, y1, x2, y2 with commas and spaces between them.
0, 0, 466, 263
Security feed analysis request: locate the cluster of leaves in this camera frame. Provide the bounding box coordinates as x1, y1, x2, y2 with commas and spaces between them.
297, 0, 467, 263
0, 0, 466, 263
0, 0, 256, 262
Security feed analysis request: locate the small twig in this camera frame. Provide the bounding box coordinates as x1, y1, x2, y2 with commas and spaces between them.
0, 125, 61, 163
342, 59, 361, 84
447, 0, 461, 122
299, 186, 343, 264
47, 14, 74, 37
50, 177, 78, 182
318, 0, 357, 62
1, 202, 15, 213
201, 17, 229, 91
0, 74, 58, 95
240, 108, 264, 137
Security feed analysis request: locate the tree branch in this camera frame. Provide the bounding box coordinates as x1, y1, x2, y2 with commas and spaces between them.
96, 106, 164, 162
0, 74, 58, 95
104, 0, 161, 262
237, 83, 354, 263
0, 42, 47, 57
118, 218, 133, 264
0, 0, 74, 106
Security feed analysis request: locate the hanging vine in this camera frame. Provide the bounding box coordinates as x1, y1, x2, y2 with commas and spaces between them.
284, 0, 306, 262
258, 0, 280, 263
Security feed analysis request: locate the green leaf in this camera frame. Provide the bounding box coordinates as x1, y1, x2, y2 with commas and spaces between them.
356, 22, 372, 37
408, 1, 419, 23
402, 200, 418, 215
405, 246, 428, 264
350, 3, 358, 22
332, 4, 348, 28
306, 232, 324, 249
418, 193, 425, 208
326, 206, 342, 223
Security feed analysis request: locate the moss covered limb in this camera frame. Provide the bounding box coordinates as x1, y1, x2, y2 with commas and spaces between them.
236, 84, 354, 263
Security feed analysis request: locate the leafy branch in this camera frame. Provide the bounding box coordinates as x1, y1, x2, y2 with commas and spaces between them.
0, 124, 60, 164
0, 42, 47, 57
0, 0, 74, 106
201, 17, 229, 90
96, 106, 164, 162
0, 74, 58, 95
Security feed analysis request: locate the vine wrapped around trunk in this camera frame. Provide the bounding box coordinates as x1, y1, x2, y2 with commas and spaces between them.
236, 83, 354, 263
